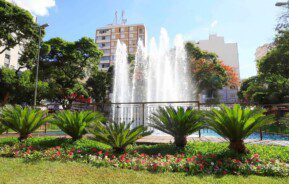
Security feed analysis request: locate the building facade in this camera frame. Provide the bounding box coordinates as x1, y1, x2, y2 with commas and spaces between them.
95, 24, 146, 70
0, 45, 22, 70
197, 34, 240, 103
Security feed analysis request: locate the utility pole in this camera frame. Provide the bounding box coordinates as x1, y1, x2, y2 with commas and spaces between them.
33, 23, 49, 107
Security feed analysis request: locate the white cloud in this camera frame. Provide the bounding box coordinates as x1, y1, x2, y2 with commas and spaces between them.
211, 20, 218, 28
8, 0, 56, 16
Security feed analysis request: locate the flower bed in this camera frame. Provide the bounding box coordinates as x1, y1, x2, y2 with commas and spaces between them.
1, 143, 288, 177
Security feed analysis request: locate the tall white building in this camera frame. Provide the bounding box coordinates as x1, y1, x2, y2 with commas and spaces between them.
0, 45, 22, 70
197, 34, 240, 103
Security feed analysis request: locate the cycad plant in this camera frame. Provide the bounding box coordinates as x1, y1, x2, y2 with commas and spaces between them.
0, 105, 51, 141
51, 110, 105, 141
205, 104, 275, 153
0, 123, 6, 135
88, 122, 152, 153
149, 106, 203, 148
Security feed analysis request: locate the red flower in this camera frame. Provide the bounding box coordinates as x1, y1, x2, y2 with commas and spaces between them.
111, 155, 116, 159
104, 152, 109, 156
120, 155, 125, 161
199, 164, 204, 171
176, 158, 182, 163
69, 151, 73, 156
55, 146, 61, 149
126, 159, 131, 163
77, 149, 82, 154
91, 148, 97, 152
253, 154, 259, 158
98, 151, 103, 155
223, 170, 227, 175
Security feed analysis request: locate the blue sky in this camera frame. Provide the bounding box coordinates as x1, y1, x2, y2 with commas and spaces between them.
11, 0, 282, 79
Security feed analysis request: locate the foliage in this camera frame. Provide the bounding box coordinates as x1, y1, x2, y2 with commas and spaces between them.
51, 110, 105, 140
88, 122, 152, 153
257, 30, 289, 78
0, 0, 39, 55
0, 68, 49, 105
149, 106, 203, 148
204, 104, 274, 153
185, 42, 237, 100
238, 75, 289, 104
0, 142, 288, 177
276, 4, 289, 31
0, 105, 51, 140
39, 37, 102, 108
240, 31, 289, 104
86, 71, 110, 104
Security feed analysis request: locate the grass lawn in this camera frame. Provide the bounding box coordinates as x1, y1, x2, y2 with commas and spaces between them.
0, 158, 288, 184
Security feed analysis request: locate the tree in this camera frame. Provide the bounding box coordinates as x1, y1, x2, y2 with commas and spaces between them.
257, 30, 289, 78
0, 67, 49, 105
39, 37, 102, 109
239, 30, 289, 104
276, 4, 289, 31
0, 0, 39, 54
86, 71, 109, 104
185, 42, 238, 101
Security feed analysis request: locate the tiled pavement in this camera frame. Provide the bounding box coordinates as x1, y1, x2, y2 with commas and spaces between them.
136, 135, 289, 146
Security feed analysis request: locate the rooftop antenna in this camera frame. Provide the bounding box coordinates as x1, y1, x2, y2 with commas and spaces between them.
121, 10, 127, 25
113, 10, 118, 25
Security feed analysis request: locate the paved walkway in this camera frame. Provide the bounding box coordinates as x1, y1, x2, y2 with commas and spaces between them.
1, 133, 289, 147
137, 135, 289, 147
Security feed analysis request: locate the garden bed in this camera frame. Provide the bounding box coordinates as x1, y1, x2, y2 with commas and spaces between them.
0, 137, 289, 177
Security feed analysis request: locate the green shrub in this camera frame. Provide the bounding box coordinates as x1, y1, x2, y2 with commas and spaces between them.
51, 110, 104, 141
149, 106, 203, 148
204, 104, 275, 154
0, 105, 51, 141
88, 122, 152, 153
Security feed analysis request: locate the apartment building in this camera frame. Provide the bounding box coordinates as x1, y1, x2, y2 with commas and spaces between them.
197, 34, 240, 103
95, 24, 146, 70
0, 45, 21, 70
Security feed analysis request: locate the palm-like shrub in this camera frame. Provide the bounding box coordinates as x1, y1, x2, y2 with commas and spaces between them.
149, 106, 203, 148
51, 110, 104, 141
205, 104, 275, 153
0, 105, 51, 141
0, 123, 6, 135
88, 122, 152, 153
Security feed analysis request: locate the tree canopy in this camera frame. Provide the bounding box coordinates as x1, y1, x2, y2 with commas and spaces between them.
185, 42, 239, 100
0, 0, 39, 54
239, 30, 289, 104
39, 37, 102, 108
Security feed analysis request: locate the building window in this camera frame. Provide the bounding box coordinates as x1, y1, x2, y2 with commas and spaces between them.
102, 63, 110, 68
129, 33, 134, 38
4, 54, 10, 68
102, 36, 106, 40
111, 42, 114, 46
120, 27, 125, 32
129, 48, 134, 53
139, 29, 143, 34
100, 56, 110, 61
121, 34, 125, 38
129, 27, 134, 31
111, 55, 115, 61
112, 34, 115, 39
112, 28, 115, 33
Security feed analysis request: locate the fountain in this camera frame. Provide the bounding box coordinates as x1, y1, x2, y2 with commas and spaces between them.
112, 28, 195, 124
